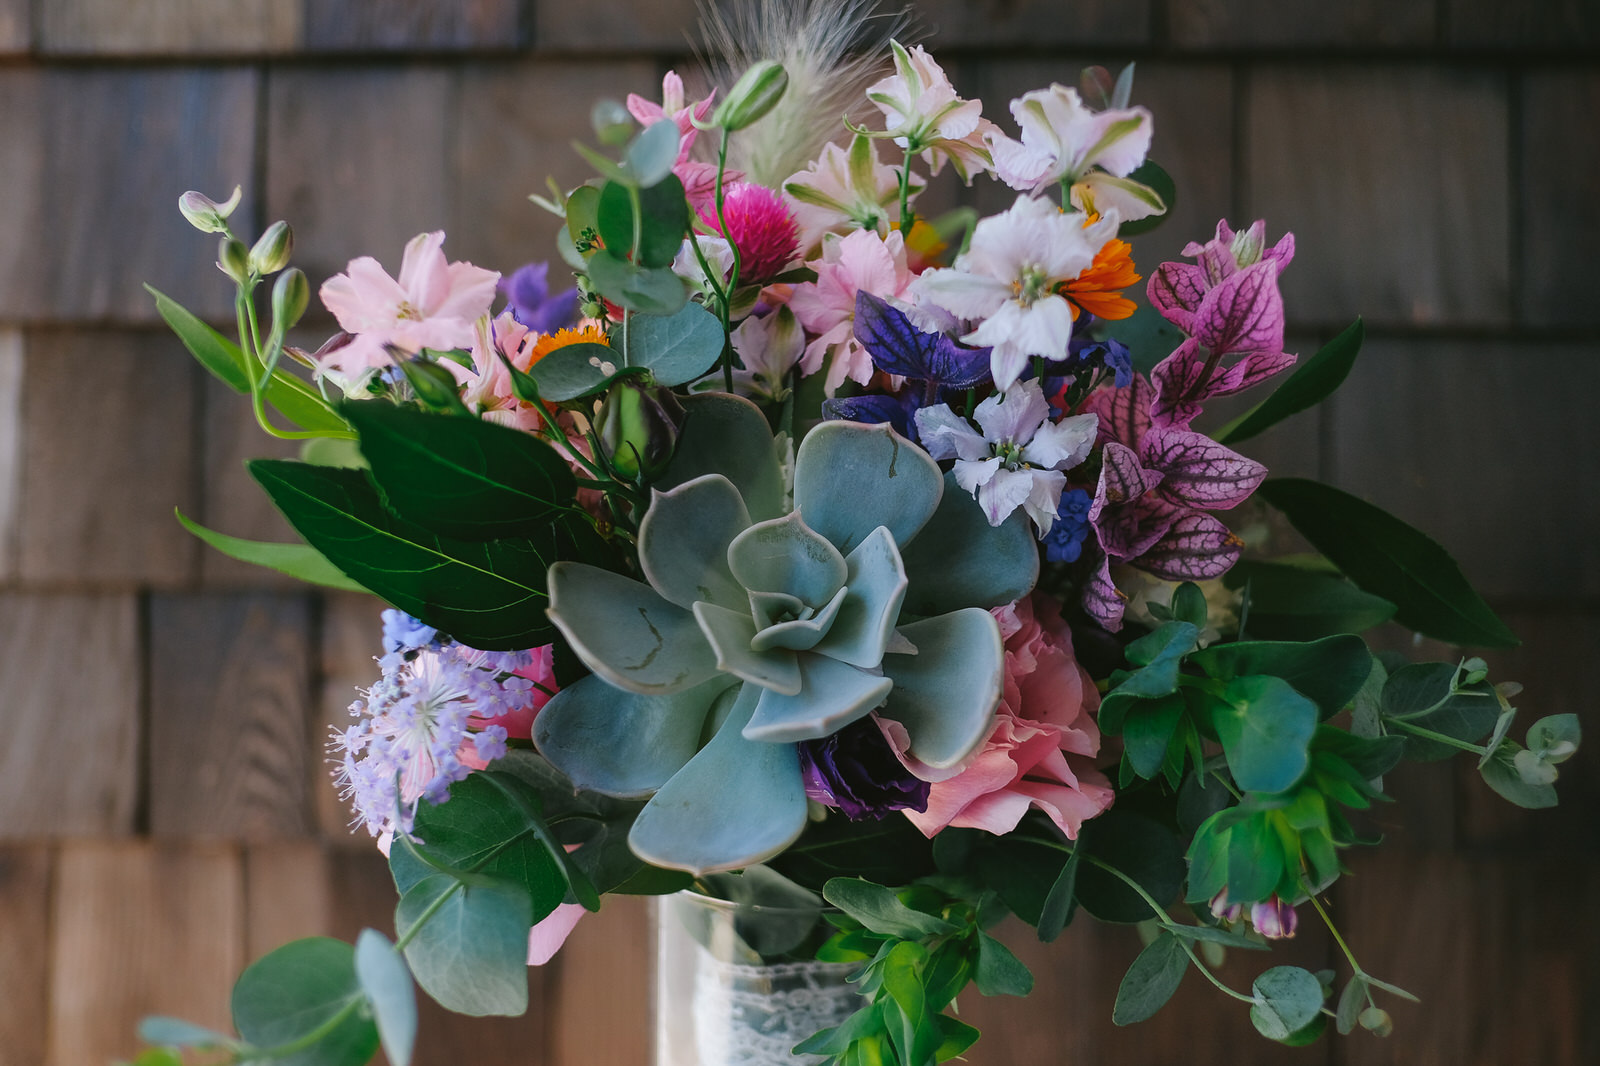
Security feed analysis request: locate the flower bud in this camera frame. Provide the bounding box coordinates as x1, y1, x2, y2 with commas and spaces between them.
217, 236, 251, 282
1357, 1006, 1393, 1037
591, 98, 635, 147
249, 220, 294, 276
1249, 896, 1299, 939
399, 357, 469, 414
271, 267, 310, 330
711, 60, 788, 131
179, 186, 242, 233
595, 379, 685, 481
1209, 890, 1243, 924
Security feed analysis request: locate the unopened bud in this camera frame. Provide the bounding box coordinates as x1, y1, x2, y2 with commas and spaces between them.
179, 186, 242, 233
398, 357, 469, 414
271, 268, 310, 330
217, 236, 251, 282
1357, 1007, 1393, 1037
1209, 890, 1243, 924
711, 60, 788, 131
1248, 896, 1298, 939
249, 221, 294, 275
595, 379, 685, 481
591, 98, 634, 147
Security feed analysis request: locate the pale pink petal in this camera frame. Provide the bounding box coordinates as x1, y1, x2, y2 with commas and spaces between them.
527, 903, 586, 966
397, 231, 449, 306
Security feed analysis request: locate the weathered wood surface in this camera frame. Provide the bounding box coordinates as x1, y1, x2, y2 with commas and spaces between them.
0, 848, 51, 1066
38, 0, 300, 55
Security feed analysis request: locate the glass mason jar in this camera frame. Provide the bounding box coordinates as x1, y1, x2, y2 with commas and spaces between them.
654, 890, 865, 1066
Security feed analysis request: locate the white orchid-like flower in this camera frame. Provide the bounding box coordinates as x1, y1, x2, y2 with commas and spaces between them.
783, 134, 922, 249
915, 378, 1098, 536
866, 40, 998, 183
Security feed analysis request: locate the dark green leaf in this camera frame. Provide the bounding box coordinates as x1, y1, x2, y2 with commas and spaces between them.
1036, 847, 1080, 943
1478, 743, 1559, 809
1250, 966, 1325, 1040
565, 184, 601, 243
1190, 634, 1372, 719
880, 941, 935, 1066
1112, 932, 1187, 1024
395, 873, 531, 1016
933, 1014, 981, 1061
526, 341, 624, 401
586, 249, 688, 314
1075, 811, 1186, 923
1226, 560, 1396, 640
823, 878, 956, 939
1314, 727, 1406, 782
1210, 675, 1319, 794
597, 175, 689, 268
231, 938, 379, 1066
1159, 921, 1269, 950
1122, 693, 1185, 778
249, 460, 576, 650
353, 930, 416, 1066
1217, 319, 1364, 445
963, 831, 1068, 927
148, 284, 348, 435
974, 930, 1033, 996
1225, 814, 1285, 903
1116, 621, 1199, 698
623, 301, 725, 386
772, 817, 937, 893
1170, 582, 1209, 628
1335, 973, 1369, 1035
174, 509, 365, 591
344, 400, 579, 540
1257, 478, 1518, 648
1379, 661, 1454, 718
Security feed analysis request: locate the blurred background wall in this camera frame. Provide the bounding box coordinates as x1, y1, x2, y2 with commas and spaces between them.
0, 1, 1595, 1063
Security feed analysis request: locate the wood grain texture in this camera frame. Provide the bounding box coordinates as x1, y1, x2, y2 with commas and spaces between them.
1245, 65, 1510, 329
547, 894, 652, 1066
1520, 70, 1600, 327
0, 594, 140, 837
0, 68, 258, 323
0, 848, 51, 1066
199, 372, 307, 587
532, 0, 699, 53
149, 592, 316, 838
1447, 0, 1600, 48
0, 331, 20, 581
265, 66, 454, 317
48, 841, 244, 1066
37, 0, 299, 55
306, 0, 523, 51
451, 58, 659, 274
1334, 851, 1600, 1065
18, 331, 199, 585
917, 0, 1151, 48
1327, 339, 1600, 602
0, 0, 26, 53
1168, 0, 1434, 48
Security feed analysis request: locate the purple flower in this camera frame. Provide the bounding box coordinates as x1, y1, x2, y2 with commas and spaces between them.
501, 261, 579, 335
381, 609, 438, 655
853, 290, 990, 403
797, 716, 931, 821
1044, 488, 1092, 563
821, 393, 918, 440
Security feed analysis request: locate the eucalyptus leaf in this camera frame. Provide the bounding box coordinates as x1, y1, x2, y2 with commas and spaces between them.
597, 175, 689, 268
395, 874, 531, 1016
1217, 319, 1363, 445
625, 119, 684, 188
527, 341, 624, 401
1336, 973, 1369, 1035
586, 249, 688, 314
1258, 478, 1518, 648
231, 938, 379, 1066
353, 930, 417, 1066
1112, 932, 1187, 1024
174, 509, 367, 591
1478, 743, 1559, 809
1210, 675, 1318, 794
622, 300, 725, 386
137, 1017, 233, 1049
1250, 966, 1325, 1040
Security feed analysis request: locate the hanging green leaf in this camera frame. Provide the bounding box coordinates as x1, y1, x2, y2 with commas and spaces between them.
353, 930, 417, 1066
1257, 478, 1518, 648
395, 873, 532, 1017
1216, 319, 1364, 444
1226, 560, 1396, 640
622, 301, 726, 386
1250, 966, 1325, 1040
1112, 932, 1187, 1024
231, 938, 379, 1066
597, 175, 689, 269
174, 509, 367, 591
973, 931, 1033, 997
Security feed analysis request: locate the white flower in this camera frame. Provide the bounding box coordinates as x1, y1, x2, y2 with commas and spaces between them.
911, 194, 1118, 390
915, 379, 1098, 535
783, 134, 921, 250
985, 84, 1163, 221
866, 40, 998, 183
729, 306, 805, 402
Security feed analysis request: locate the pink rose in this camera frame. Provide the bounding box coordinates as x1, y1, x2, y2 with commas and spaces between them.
904, 593, 1115, 838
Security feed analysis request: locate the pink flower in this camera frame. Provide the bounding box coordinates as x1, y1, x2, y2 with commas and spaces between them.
699, 182, 800, 284
904, 594, 1114, 839
627, 72, 734, 215
868, 40, 998, 183
787, 228, 914, 395
318, 231, 499, 384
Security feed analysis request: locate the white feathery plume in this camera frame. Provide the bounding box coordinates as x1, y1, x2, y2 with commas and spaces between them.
697, 0, 914, 188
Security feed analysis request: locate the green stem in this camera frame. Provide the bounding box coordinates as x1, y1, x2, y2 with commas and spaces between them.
898, 148, 917, 234
1305, 889, 1361, 976
1081, 855, 1256, 1005
242, 995, 366, 1061
714, 127, 743, 394
1383, 718, 1487, 755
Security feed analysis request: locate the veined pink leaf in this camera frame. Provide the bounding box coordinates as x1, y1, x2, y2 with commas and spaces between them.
1193, 261, 1284, 357
1081, 550, 1128, 631
1141, 425, 1268, 510
1137, 511, 1243, 581
1081, 373, 1153, 449
1146, 262, 1205, 332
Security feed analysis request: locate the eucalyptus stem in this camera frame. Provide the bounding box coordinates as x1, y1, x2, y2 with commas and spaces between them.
242, 995, 366, 1061
1383, 718, 1486, 755
713, 127, 743, 392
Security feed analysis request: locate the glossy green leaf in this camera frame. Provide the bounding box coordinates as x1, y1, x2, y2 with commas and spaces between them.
395, 874, 531, 1016
1250, 966, 1325, 1040
248, 459, 570, 650
1257, 478, 1518, 648
1122, 693, 1185, 778
1035, 846, 1080, 943
1211, 675, 1318, 794
597, 175, 689, 268
1227, 560, 1396, 640
344, 400, 579, 539
586, 249, 688, 314
1074, 811, 1186, 923
353, 930, 416, 1066
1191, 634, 1372, 719
1116, 621, 1199, 698
1112, 932, 1187, 1024
824, 878, 957, 939
526, 341, 625, 401
933, 1014, 981, 1061
1217, 319, 1364, 445
565, 184, 601, 243
974, 930, 1033, 996
174, 509, 366, 591
622, 300, 725, 385
231, 938, 379, 1066
147, 284, 348, 435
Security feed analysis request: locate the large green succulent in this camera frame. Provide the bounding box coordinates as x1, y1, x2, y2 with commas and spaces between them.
535, 394, 1040, 874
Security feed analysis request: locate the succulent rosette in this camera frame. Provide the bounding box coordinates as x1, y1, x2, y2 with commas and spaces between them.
534, 393, 1039, 874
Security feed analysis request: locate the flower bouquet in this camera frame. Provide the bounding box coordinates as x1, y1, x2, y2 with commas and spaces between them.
135, 3, 1579, 1065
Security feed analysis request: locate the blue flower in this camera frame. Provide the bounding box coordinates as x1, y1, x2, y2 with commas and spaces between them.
1044, 488, 1093, 563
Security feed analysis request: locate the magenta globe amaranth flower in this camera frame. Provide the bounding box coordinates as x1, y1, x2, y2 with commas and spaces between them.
700, 181, 800, 283
534, 395, 1041, 874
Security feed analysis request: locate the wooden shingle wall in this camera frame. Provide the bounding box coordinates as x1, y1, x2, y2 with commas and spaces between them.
0, 2, 1593, 1063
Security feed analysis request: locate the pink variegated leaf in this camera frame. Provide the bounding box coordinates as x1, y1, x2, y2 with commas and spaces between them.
1080, 373, 1153, 449
1090, 442, 1162, 521
1149, 337, 1207, 428
1096, 492, 1181, 560
1193, 261, 1284, 357
1136, 511, 1243, 581
1146, 263, 1205, 332
1141, 425, 1268, 510
1081, 550, 1128, 631
1203, 349, 1298, 398
1262, 230, 1295, 273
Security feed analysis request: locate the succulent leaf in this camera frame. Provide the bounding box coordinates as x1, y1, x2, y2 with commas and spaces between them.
794, 420, 944, 553
812, 526, 909, 669
656, 393, 786, 521
899, 471, 1040, 616
727, 511, 849, 607
881, 608, 1005, 768
744, 655, 895, 743
750, 585, 849, 652
692, 601, 804, 694
546, 563, 720, 693
638, 475, 751, 610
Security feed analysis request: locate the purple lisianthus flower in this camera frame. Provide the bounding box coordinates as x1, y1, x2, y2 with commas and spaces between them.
797, 716, 931, 821
501, 261, 579, 335
1044, 488, 1093, 563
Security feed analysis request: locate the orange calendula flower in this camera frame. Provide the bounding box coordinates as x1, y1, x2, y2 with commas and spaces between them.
1061, 238, 1139, 321
521, 322, 610, 369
